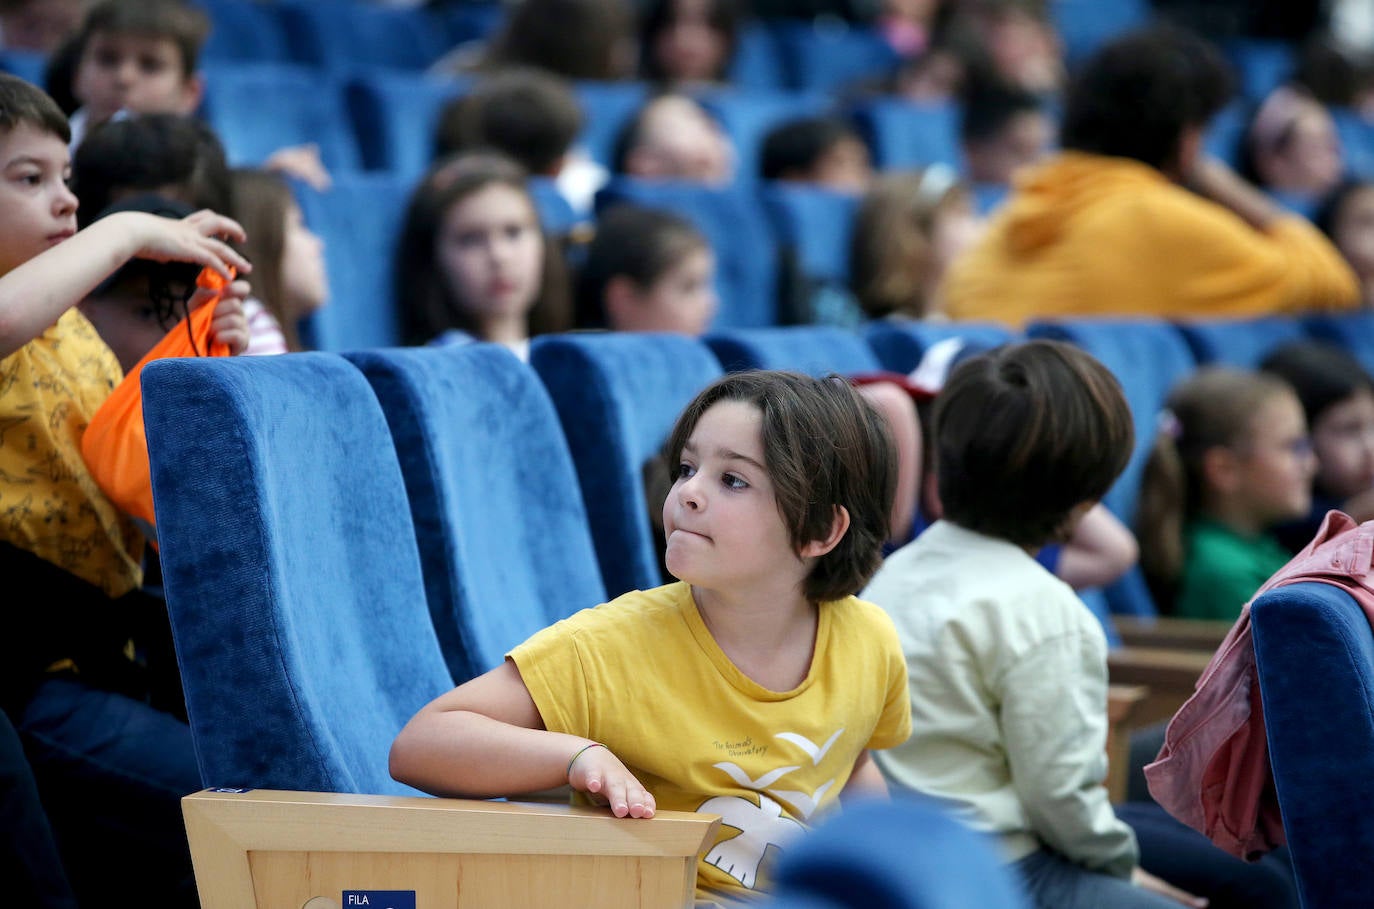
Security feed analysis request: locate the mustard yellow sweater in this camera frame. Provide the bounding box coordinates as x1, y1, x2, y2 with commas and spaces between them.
942, 152, 1360, 328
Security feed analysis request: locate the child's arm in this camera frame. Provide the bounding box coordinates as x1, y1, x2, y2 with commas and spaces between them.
390, 659, 656, 819
840, 750, 889, 801
0, 210, 249, 359
1055, 504, 1139, 591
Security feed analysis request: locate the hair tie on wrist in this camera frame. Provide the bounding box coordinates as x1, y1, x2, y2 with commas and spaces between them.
566, 742, 605, 779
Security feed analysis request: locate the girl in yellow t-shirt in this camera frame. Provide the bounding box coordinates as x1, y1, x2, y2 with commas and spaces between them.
391, 370, 913, 905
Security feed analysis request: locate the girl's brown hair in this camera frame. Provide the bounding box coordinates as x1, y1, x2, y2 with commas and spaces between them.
394, 152, 571, 346
849, 166, 971, 320
664, 370, 897, 602
231, 168, 301, 350
1137, 368, 1296, 607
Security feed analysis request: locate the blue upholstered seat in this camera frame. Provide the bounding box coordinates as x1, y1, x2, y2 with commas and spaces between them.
706, 325, 882, 376
530, 333, 724, 598
195, 0, 291, 63
851, 99, 962, 171
295, 170, 411, 352
143, 354, 451, 794
346, 344, 606, 683
770, 22, 901, 94
275, 0, 453, 71
200, 62, 361, 172
1305, 310, 1374, 375
1173, 316, 1308, 368
1027, 319, 1199, 617
699, 89, 830, 186
345, 69, 470, 176
597, 178, 779, 328
0, 49, 47, 86
1251, 581, 1374, 909
864, 321, 1017, 374
769, 796, 1030, 908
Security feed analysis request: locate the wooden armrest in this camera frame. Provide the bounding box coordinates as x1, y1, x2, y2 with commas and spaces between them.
1107, 646, 1213, 728
183, 788, 721, 909
1105, 684, 1150, 804
1114, 615, 1233, 652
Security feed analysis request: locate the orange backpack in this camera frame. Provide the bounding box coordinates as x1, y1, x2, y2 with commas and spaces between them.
81, 268, 232, 537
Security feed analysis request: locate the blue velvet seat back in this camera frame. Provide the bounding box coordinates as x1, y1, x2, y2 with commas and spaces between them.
1027, 319, 1198, 617
1251, 581, 1374, 909
1305, 310, 1374, 376
530, 333, 724, 597
770, 796, 1030, 908
706, 325, 882, 376
347, 345, 606, 682
864, 321, 1017, 374
345, 69, 470, 176
143, 354, 451, 795
200, 62, 361, 172
295, 170, 412, 352
1174, 316, 1307, 368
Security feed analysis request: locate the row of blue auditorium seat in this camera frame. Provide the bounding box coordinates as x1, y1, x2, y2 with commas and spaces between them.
191, 0, 1303, 102
305, 308, 1374, 625
138, 335, 1372, 909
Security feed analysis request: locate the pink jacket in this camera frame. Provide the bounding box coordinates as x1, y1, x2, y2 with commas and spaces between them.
1143, 511, 1374, 860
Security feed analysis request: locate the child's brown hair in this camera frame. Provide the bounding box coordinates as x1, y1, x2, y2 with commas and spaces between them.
664, 370, 897, 602
75, 0, 210, 76
0, 72, 69, 143
935, 340, 1134, 548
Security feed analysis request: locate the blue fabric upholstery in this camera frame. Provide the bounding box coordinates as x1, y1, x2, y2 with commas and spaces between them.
529, 333, 724, 597
852, 99, 962, 170
1305, 310, 1374, 375
762, 183, 859, 286
1050, 0, 1150, 65
347, 345, 606, 682
1173, 316, 1308, 368
1028, 319, 1198, 617
769, 796, 1030, 908
345, 70, 470, 176
528, 177, 580, 235
143, 354, 451, 795
1251, 581, 1374, 909
275, 0, 453, 71
1203, 101, 1249, 167
572, 81, 651, 170
864, 321, 1016, 374
770, 22, 901, 93
699, 89, 829, 186
597, 178, 779, 328
295, 170, 411, 352
195, 0, 291, 63
200, 62, 361, 172
1333, 107, 1374, 182
1223, 39, 1298, 103
0, 49, 44, 86
729, 23, 788, 91
706, 325, 882, 376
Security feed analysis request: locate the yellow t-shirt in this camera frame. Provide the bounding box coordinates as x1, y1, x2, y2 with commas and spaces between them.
0, 309, 143, 596
511, 581, 912, 906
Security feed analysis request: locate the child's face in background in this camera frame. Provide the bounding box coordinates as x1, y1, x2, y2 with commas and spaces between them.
1259, 102, 1342, 197
78, 276, 167, 372
616, 245, 718, 336
0, 124, 77, 277
0, 0, 84, 54
1312, 389, 1374, 500
436, 183, 544, 332
809, 136, 873, 195
663, 400, 806, 594
73, 31, 201, 126
1232, 392, 1316, 525
280, 201, 328, 320
1330, 185, 1374, 288
651, 0, 730, 84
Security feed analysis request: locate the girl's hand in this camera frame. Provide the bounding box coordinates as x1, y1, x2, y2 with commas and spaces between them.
123, 210, 252, 282
193, 278, 251, 356
567, 744, 656, 819
1132, 867, 1208, 907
